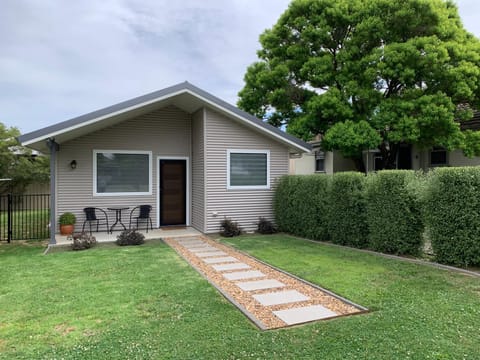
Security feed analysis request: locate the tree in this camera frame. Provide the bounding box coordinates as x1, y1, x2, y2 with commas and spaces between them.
238, 0, 480, 171
0, 122, 49, 194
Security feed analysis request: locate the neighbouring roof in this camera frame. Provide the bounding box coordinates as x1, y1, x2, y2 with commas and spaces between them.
460, 111, 480, 131
18, 81, 311, 153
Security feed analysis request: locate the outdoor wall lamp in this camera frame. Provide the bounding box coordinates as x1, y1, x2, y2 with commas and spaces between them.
70, 160, 77, 169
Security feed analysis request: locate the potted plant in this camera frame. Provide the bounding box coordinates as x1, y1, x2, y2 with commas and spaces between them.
59, 212, 76, 235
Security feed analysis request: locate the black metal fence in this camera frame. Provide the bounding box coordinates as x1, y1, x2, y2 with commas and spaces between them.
0, 194, 50, 242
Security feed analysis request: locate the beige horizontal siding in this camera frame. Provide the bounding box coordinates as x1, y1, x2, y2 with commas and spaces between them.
204, 108, 289, 233
55, 105, 191, 232
191, 109, 205, 232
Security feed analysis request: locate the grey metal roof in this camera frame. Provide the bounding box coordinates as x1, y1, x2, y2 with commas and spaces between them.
18, 81, 311, 152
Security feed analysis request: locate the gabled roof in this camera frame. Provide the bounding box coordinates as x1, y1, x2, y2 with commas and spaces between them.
18, 81, 311, 153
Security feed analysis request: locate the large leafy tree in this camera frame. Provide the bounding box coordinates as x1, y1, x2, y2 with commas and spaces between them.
0, 122, 49, 194
238, 0, 480, 171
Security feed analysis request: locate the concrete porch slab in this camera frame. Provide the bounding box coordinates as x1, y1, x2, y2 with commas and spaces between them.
54, 227, 202, 245
273, 305, 338, 325
253, 290, 309, 306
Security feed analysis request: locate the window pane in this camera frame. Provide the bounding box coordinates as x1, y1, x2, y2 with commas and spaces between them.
97, 153, 149, 193
430, 148, 447, 166
315, 159, 325, 172
230, 153, 267, 186
315, 151, 325, 172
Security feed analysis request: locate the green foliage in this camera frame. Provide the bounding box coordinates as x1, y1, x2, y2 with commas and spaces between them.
274, 175, 330, 241
116, 229, 145, 246
59, 212, 76, 226
327, 172, 368, 247
425, 167, 480, 266
365, 171, 424, 255
322, 120, 382, 159
256, 217, 277, 234
220, 218, 242, 237
238, 0, 480, 169
71, 232, 97, 251
0, 122, 50, 194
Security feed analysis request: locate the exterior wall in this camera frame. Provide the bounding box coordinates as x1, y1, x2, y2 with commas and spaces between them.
293, 143, 480, 174
204, 108, 289, 233
447, 149, 480, 167
289, 153, 315, 174
332, 151, 355, 172
56, 105, 191, 232
290, 150, 354, 175
191, 109, 205, 232
417, 148, 480, 170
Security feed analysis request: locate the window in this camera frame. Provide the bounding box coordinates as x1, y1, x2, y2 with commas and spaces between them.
430, 147, 447, 167
94, 150, 152, 196
315, 150, 325, 172
227, 150, 270, 189
374, 154, 384, 171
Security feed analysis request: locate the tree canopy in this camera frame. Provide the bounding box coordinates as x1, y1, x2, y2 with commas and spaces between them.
0, 122, 49, 194
238, 0, 480, 170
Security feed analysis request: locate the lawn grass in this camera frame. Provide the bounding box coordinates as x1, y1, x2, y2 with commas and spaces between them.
1, 235, 479, 359
0, 209, 49, 240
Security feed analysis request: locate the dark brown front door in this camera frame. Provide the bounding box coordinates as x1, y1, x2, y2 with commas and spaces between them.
160, 159, 186, 226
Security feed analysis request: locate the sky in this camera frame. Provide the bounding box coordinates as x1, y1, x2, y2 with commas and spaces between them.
1, 0, 479, 135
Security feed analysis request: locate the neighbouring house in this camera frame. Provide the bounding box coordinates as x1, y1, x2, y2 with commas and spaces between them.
291, 113, 480, 174
18, 82, 310, 244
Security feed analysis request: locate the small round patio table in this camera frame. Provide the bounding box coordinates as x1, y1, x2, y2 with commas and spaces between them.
107, 207, 129, 233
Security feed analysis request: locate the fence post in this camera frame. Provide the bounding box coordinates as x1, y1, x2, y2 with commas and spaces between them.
7, 193, 12, 243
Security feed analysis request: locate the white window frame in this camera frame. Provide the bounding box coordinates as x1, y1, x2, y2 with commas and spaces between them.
93, 150, 152, 196
227, 149, 270, 190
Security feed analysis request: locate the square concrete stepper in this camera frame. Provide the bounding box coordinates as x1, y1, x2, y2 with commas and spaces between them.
188, 246, 217, 253
235, 279, 286, 291
253, 290, 309, 306
195, 251, 227, 258
202, 256, 238, 264
212, 262, 251, 271
179, 240, 207, 245
223, 270, 266, 281
273, 305, 338, 325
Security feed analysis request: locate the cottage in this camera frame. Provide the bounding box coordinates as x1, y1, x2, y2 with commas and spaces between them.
18, 82, 310, 244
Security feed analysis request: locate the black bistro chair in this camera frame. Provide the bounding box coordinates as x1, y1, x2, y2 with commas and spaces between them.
129, 205, 153, 232
82, 207, 109, 234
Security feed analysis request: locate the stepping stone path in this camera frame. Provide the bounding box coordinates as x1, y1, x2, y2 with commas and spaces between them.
164, 236, 367, 329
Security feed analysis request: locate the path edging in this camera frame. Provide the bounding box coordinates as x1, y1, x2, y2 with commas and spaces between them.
219, 239, 369, 313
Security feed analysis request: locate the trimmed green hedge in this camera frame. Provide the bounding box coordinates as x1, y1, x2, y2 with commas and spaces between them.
425, 167, 480, 266
274, 175, 330, 241
365, 170, 424, 256
274, 168, 480, 266
327, 172, 368, 247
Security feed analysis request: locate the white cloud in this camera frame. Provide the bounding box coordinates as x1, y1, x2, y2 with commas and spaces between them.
1, 0, 479, 134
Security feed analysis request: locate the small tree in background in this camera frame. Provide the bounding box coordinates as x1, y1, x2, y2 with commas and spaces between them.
0, 122, 49, 194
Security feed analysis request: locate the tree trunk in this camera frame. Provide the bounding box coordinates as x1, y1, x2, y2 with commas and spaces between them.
379, 142, 399, 170
353, 157, 366, 173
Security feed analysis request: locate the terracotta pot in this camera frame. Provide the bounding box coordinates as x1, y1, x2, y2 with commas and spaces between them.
60, 224, 74, 235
